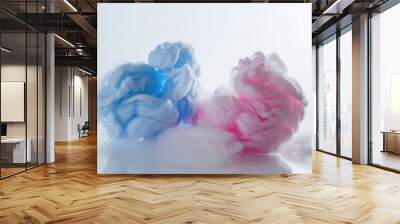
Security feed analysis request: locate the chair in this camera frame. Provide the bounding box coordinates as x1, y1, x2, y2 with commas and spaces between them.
79, 121, 90, 138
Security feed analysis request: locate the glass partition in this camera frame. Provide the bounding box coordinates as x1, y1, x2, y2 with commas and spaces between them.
1, 31, 28, 177
317, 37, 337, 154
0, 1, 46, 179
340, 29, 352, 158
38, 32, 45, 165
27, 31, 38, 169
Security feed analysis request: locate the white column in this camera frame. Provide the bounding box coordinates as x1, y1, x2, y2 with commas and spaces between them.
46, 32, 55, 163
352, 14, 369, 164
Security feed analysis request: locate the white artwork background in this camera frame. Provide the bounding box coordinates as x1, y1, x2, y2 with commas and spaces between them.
98, 3, 313, 174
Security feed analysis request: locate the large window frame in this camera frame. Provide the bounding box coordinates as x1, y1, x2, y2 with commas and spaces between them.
368, 0, 400, 173
315, 0, 400, 173
316, 25, 353, 161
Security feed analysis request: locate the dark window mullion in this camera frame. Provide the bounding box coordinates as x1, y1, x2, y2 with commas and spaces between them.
336, 29, 341, 157
36, 0, 39, 167
24, 0, 28, 171
367, 11, 373, 165
0, 26, 2, 179
316, 45, 320, 150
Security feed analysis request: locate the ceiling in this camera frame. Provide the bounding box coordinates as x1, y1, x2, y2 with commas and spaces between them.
0, 0, 393, 74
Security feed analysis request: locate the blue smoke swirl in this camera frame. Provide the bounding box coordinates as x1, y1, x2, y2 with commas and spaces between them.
99, 41, 199, 139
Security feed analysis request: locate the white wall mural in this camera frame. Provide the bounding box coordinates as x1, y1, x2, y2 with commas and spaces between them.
98, 3, 313, 174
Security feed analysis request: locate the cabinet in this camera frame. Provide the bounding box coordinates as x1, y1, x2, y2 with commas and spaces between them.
382, 132, 400, 154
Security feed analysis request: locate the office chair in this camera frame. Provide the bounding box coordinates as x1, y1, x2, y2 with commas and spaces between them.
79, 121, 90, 138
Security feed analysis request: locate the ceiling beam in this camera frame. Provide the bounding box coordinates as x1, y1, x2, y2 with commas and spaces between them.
67, 13, 97, 46
55, 55, 96, 72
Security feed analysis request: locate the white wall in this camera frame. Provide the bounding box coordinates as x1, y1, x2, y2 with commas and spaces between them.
55, 66, 68, 141
1, 65, 40, 137
1, 63, 46, 164
1, 65, 26, 139
55, 67, 89, 141
71, 72, 89, 138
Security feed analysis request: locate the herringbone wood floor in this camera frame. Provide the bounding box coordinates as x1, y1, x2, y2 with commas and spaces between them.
1, 135, 400, 224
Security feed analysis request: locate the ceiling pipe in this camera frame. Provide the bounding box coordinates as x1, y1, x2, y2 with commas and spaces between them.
54, 34, 76, 48
63, 0, 78, 12
323, 0, 356, 14
1, 47, 11, 53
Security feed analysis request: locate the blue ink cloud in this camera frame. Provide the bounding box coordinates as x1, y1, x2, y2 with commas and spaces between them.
99, 41, 199, 139
149, 42, 200, 122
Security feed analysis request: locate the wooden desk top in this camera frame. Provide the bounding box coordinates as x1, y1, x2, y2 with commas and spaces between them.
381, 131, 400, 134
1, 138, 29, 143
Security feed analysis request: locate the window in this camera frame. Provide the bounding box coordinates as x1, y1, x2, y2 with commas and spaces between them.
371, 3, 400, 171
318, 37, 337, 154
340, 29, 352, 158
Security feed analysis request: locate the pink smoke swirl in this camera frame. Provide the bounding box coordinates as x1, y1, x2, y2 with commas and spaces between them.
195, 52, 307, 154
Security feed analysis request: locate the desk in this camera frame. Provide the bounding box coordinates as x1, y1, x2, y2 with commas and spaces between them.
382, 131, 400, 154
1, 138, 31, 163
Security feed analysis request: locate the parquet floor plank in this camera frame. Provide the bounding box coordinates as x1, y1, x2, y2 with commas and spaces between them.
1, 135, 400, 223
